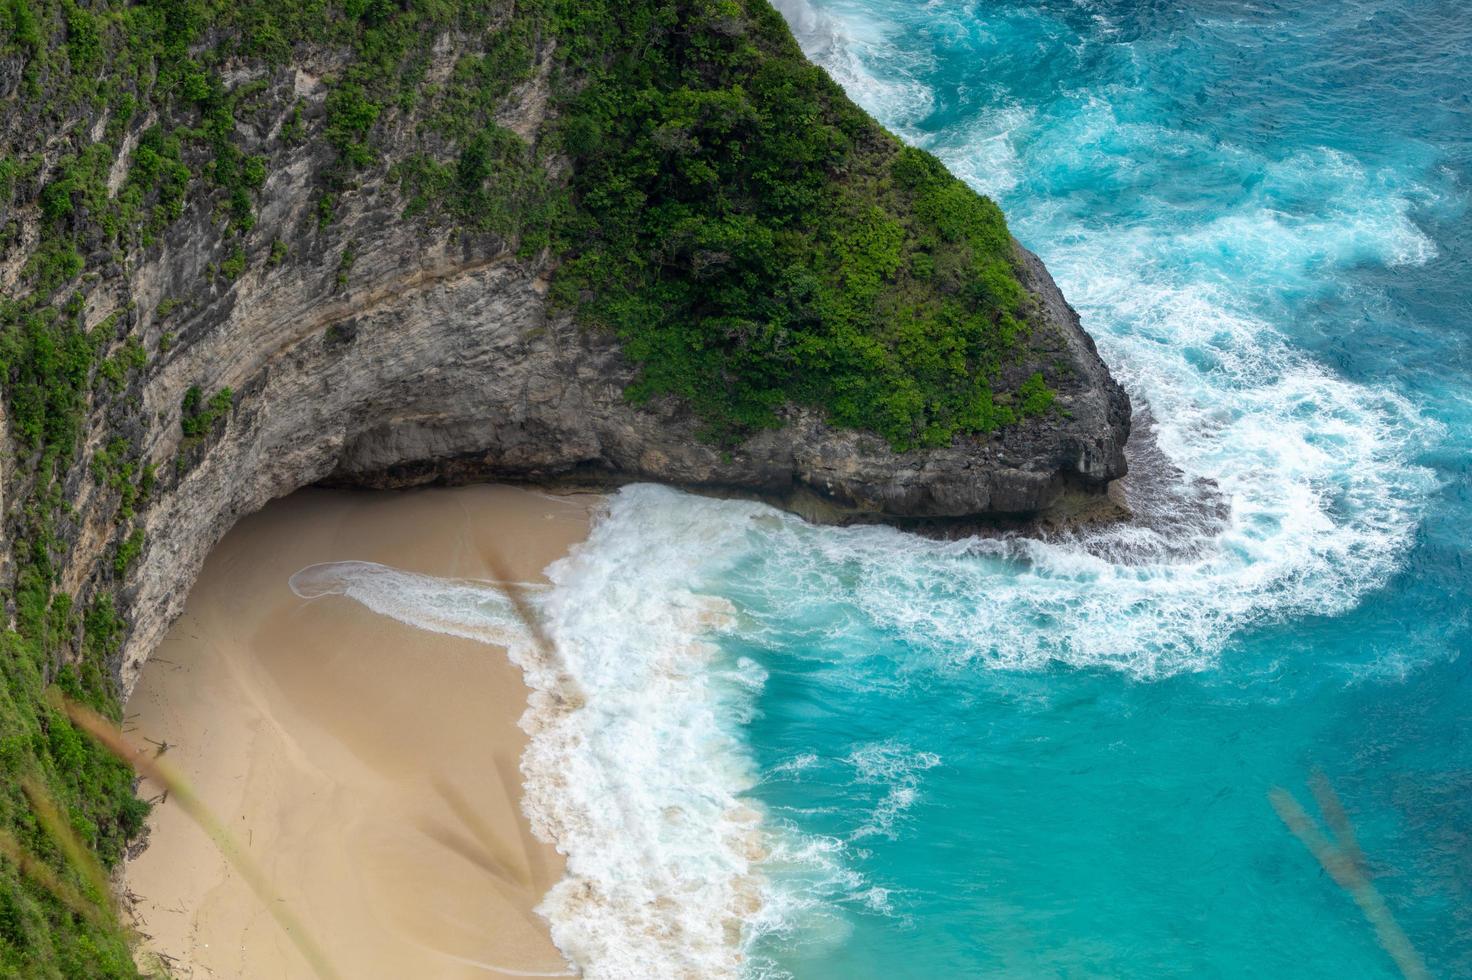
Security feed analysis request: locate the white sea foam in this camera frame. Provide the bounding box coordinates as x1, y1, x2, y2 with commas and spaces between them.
845, 742, 942, 842
762, 0, 1442, 680
763, 753, 820, 782
771, 0, 935, 137
292, 495, 785, 979
524, 498, 771, 979
288, 561, 538, 645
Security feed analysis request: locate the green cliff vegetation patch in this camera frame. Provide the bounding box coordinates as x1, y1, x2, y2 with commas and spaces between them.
0, 0, 1053, 973
550, 0, 1042, 449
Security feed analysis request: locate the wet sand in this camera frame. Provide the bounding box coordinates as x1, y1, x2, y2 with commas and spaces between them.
123, 484, 598, 978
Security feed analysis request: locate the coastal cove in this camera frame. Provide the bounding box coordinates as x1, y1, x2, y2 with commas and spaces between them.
0, 0, 1467, 977
0, 1, 1135, 965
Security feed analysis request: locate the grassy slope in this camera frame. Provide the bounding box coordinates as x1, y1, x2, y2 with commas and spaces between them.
0, 1, 1046, 973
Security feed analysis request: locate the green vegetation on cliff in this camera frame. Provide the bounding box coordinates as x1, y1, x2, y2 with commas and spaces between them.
550, 1, 1040, 447
4, 0, 1048, 449
0, 0, 1050, 973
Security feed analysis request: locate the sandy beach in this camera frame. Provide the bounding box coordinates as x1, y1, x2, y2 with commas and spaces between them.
123, 484, 598, 979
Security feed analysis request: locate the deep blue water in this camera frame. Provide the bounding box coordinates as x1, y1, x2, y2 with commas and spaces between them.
711, 1, 1471, 976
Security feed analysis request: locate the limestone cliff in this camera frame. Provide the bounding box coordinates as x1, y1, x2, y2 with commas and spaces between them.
0, 1, 1126, 971
4, 9, 1128, 692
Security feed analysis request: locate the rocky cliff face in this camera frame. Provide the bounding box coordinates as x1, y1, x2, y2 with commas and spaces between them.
5, 50, 1128, 697
323, 238, 1129, 518
0, 5, 1130, 968
119, 212, 1127, 696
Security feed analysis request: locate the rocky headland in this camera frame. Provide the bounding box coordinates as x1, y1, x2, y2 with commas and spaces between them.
0, 1, 1127, 971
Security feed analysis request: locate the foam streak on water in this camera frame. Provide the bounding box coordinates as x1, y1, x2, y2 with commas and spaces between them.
288, 561, 538, 645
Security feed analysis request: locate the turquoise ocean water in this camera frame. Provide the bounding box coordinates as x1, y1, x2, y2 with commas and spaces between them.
314, 2, 1471, 975
736, 1, 1471, 975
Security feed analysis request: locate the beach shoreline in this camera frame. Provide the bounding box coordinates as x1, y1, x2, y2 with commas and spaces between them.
122, 484, 599, 979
